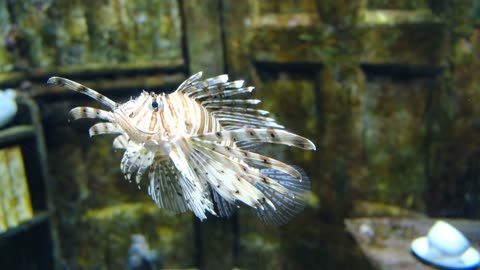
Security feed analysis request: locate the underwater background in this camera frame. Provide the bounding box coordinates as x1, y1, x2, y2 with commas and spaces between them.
0, 0, 479, 269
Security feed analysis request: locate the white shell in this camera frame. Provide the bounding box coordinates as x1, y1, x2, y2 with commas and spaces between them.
411, 220, 480, 269
0, 89, 17, 128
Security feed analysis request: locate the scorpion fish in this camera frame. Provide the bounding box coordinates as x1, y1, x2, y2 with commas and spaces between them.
47, 72, 315, 224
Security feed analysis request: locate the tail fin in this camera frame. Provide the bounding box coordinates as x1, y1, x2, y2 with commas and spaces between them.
255, 167, 311, 225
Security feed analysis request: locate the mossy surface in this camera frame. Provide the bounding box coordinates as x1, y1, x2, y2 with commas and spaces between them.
6, 0, 181, 69
14, 0, 480, 269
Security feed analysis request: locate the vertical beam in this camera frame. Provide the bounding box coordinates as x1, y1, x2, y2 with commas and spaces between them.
222, 0, 252, 80
181, 0, 225, 77
180, 1, 234, 269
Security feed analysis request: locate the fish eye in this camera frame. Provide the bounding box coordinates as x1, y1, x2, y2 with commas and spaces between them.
152, 101, 159, 109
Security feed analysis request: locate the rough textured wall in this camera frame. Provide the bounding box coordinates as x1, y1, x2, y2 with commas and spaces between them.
1, 0, 190, 269
3, 0, 182, 69
221, 0, 479, 269
1, 0, 478, 269
425, 1, 480, 218
226, 0, 478, 218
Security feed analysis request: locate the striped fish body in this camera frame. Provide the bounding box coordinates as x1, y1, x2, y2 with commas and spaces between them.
47, 72, 316, 224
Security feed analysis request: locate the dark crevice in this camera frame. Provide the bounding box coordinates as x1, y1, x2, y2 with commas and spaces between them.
178, 0, 191, 77
37, 66, 184, 82
254, 61, 321, 81
219, 0, 229, 75
193, 217, 204, 269
218, 1, 240, 267
361, 64, 443, 81
6, 0, 17, 24
177, 2, 201, 267
0, 64, 186, 92
254, 61, 322, 73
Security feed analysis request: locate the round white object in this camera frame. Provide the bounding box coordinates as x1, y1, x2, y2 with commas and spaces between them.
0, 89, 17, 128
411, 220, 480, 269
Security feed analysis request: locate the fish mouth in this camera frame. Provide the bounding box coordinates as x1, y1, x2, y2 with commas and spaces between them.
144, 139, 172, 156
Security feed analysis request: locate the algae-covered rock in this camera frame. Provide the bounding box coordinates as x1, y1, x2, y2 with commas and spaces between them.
9, 0, 60, 68
425, 26, 480, 218
362, 77, 430, 210
28, 1, 480, 269
79, 202, 194, 270
0, 2, 14, 72
5, 0, 182, 69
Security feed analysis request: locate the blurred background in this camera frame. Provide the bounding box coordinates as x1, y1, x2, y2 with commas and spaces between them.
0, 0, 479, 269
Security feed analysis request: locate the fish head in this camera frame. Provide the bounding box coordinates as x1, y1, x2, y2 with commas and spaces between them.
122, 91, 163, 114
114, 91, 173, 145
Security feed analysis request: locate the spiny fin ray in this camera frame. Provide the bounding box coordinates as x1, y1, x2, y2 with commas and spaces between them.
47, 77, 118, 109
192, 139, 302, 180
175, 72, 203, 92
89, 123, 123, 137
147, 159, 188, 214
113, 135, 129, 149
194, 128, 316, 150
69, 107, 111, 121
51, 71, 317, 225
255, 168, 311, 225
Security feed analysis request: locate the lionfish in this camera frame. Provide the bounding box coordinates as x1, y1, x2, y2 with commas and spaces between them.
47, 72, 315, 224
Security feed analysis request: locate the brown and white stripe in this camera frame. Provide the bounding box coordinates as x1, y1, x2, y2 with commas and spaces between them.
47, 72, 316, 225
